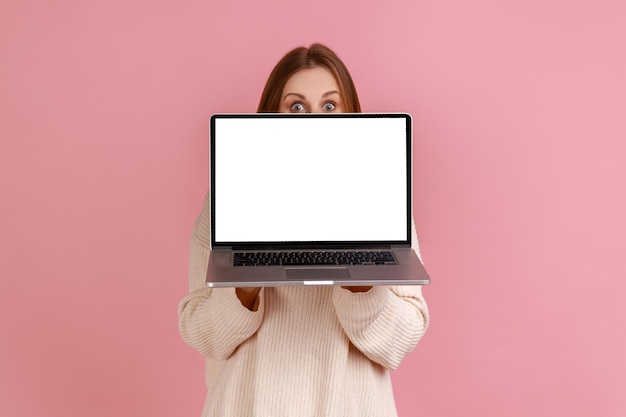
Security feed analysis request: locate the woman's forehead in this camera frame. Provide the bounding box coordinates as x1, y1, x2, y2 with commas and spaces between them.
281, 67, 340, 98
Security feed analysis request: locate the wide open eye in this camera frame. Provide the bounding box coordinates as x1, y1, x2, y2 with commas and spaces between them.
290, 102, 306, 112
322, 102, 336, 111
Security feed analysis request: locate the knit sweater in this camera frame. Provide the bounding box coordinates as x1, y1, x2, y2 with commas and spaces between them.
178, 192, 429, 417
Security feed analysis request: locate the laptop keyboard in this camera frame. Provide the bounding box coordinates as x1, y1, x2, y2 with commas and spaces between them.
233, 251, 397, 267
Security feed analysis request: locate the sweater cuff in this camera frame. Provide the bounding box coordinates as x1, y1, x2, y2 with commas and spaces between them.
332, 285, 390, 321
210, 287, 265, 337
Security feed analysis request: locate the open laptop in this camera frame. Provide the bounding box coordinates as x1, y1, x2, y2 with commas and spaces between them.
206, 113, 431, 287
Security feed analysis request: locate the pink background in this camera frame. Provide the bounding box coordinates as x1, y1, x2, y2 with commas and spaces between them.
2, 0, 625, 416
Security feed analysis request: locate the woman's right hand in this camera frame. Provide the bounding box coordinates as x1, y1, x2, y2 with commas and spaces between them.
236, 287, 262, 311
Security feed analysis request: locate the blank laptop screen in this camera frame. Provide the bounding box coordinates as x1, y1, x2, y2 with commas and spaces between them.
211, 114, 410, 245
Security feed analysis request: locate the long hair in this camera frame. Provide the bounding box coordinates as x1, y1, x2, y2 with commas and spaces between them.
257, 43, 361, 113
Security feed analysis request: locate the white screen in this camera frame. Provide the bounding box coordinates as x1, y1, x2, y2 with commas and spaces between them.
213, 116, 409, 243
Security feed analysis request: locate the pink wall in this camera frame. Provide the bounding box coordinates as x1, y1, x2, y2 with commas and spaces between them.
2, 0, 625, 416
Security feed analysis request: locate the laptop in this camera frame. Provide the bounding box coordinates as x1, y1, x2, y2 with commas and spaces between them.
206, 113, 431, 287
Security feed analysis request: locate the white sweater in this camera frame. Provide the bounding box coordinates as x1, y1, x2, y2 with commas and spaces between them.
178, 193, 429, 417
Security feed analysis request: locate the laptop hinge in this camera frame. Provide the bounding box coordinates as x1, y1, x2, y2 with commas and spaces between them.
214, 243, 407, 251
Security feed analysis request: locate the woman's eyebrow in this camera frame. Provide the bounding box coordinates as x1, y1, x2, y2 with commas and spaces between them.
322, 90, 340, 98
283, 92, 306, 100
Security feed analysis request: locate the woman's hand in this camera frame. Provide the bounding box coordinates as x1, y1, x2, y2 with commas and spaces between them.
341, 286, 372, 293
236, 287, 262, 311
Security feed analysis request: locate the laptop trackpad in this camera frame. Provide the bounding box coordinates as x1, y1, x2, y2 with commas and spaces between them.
286, 268, 351, 281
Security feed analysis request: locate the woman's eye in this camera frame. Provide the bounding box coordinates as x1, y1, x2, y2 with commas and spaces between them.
290, 103, 306, 112
323, 102, 336, 111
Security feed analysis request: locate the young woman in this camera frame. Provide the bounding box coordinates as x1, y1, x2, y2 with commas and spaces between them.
178, 43, 429, 417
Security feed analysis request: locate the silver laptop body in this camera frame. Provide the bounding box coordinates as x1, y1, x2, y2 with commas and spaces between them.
206, 113, 431, 287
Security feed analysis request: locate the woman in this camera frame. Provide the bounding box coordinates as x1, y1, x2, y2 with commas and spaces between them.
178, 43, 429, 417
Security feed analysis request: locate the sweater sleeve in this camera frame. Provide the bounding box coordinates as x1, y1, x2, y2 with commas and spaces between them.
178, 192, 265, 360
331, 219, 429, 370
